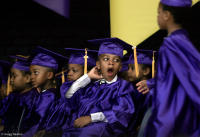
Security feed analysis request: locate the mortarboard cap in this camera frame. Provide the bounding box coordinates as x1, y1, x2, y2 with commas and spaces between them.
160, 0, 192, 7
128, 49, 157, 65
31, 46, 67, 72
0, 60, 11, 85
87, 37, 133, 58
120, 55, 129, 72
10, 55, 30, 71
65, 48, 98, 68
129, 49, 158, 78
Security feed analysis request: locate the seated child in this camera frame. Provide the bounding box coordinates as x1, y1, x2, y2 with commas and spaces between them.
59, 38, 135, 137
126, 49, 157, 136
21, 46, 67, 137
60, 48, 98, 98
0, 55, 32, 133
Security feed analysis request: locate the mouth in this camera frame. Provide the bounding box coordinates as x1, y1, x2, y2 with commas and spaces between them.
107, 68, 114, 76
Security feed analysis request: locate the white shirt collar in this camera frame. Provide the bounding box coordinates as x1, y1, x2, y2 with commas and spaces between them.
103, 75, 118, 84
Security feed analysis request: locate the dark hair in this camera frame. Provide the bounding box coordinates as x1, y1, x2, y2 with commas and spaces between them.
130, 64, 152, 79
140, 64, 152, 79
161, 3, 191, 27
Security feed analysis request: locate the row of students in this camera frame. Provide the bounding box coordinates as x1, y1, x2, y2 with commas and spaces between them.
0, 38, 155, 137
0, 0, 199, 137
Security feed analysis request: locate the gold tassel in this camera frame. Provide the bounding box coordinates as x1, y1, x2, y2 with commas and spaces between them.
6, 74, 11, 96
152, 51, 155, 78
84, 48, 88, 74
133, 46, 139, 78
61, 71, 65, 84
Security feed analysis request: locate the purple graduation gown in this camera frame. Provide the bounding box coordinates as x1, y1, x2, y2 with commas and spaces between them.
60, 81, 73, 99
22, 88, 57, 137
0, 92, 25, 132
144, 29, 200, 137
62, 78, 135, 137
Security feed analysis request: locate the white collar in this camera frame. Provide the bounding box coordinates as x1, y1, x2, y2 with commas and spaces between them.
41, 89, 47, 93
100, 75, 118, 84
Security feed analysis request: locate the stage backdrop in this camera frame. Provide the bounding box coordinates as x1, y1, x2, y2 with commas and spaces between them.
110, 0, 199, 46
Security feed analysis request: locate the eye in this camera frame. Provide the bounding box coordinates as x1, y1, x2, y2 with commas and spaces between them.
103, 57, 109, 61
34, 71, 39, 75
113, 58, 120, 62
72, 69, 78, 73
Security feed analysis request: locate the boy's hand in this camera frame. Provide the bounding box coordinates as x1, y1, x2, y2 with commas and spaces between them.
136, 80, 150, 94
74, 116, 92, 128
88, 66, 103, 80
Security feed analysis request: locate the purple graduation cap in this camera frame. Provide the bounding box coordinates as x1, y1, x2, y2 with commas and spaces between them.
160, 0, 192, 7
65, 48, 98, 68
10, 55, 30, 71
87, 37, 133, 58
31, 46, 67, 72
120, 55, 129, 72
128, 49, 158, 65
0, 60, 11, 84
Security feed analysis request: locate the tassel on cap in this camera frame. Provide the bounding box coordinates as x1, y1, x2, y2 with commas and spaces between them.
133, 46, 139, 78
84, 48, 88, 74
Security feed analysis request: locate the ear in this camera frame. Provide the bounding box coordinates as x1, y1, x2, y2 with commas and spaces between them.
143, 67, 150, 76
96, 61, 100, 70
47, 71, 54, 80
25, 74, 31, 83
163, 10, 170, 21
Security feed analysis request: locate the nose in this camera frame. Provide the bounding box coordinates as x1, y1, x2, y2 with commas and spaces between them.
108, 60, 114, 65
30, 73, 35, 81
67, 70, 73, 77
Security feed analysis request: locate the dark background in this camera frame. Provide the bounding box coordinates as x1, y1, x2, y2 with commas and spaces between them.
0, 0, 199, 60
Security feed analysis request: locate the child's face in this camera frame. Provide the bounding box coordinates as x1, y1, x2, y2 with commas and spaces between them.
67, 64, 84, 81
127, 64, 145, 82
30, 65, 52, 88
97, 54, 122, 81
157, 3, 167, 29
10, 68, 29, 92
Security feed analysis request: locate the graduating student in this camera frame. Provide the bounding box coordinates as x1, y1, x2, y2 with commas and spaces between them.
21, 46, 67, 137
143, 0, 200, 137
59, 38, 135, 137
126, 49, 157, 136
60, 48, 98, 98
0, 56, 32, 133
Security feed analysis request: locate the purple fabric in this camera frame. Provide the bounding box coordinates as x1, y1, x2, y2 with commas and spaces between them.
60, 81, 73, 99
128, 49, 156, 65
12, 61, 30, 71
87, 37, 135, 58
120, 55, 129, 72
33, 0, 70, 18
65, 48, 97, 67
44, 78, 135, 137
144, 29, 200, 137
10, 55, 30, 71
31, 53, 58, 70
98, 42, 123, 58
0, 91, 34, 133
21, 88, 57, 137
161, 0, 192, 7
146, 78, 155, 90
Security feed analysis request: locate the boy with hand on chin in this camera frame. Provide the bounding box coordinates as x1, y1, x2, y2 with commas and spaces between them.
61, 38, 135, 137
